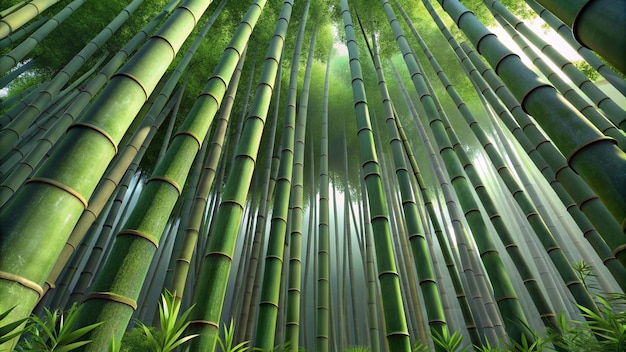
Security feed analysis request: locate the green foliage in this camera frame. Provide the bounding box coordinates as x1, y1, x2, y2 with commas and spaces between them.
572, 60, 599, 81
0, 306, 28, 346
431, 329, 470, 352
575, 295, 626, 351
217, 320, 249, 352
15, 303, 102, 352
134, 289, 198, 352
120, 327, 161, 352
473, 340, 508, 352
412, 339, 430, 352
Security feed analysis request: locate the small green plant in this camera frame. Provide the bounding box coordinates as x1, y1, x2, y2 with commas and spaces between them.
576, 294, 626, 351
412, 338, 429, 352
473, 339, 507, 352
0, 306, 28, 346
217, 319, 249, 352
135, 289, 197, 352
343, 346, 370, 352
431, 329, 470, 352
121, 327, 160, 352
16, 303, 102, 351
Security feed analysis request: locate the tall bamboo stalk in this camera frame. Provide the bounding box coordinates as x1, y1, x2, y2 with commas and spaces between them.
168, 40, 245, 303
340, 0, 411, 350
460, 42, 626, 267
0, 0, 212, 343
0, 0, 59, 40
0, 0, 144, 160
0, 0, 86, 75
285, 23, 316, 351
369, 33, 449, 347
532, 0, 626, 74
253, 1, 308, 349
435, 0, 626, 234
238, 45, 284, 344
70, 1, 266, 349
186, 1, 292, 350
315, 43, 332, 352
486, 0, 626, 130
383, 0, 534, 344
523, 0, 626, 96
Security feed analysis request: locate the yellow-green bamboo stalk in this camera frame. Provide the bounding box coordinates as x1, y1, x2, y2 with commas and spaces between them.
0, 0, 59, 39
185, 1, 291, 350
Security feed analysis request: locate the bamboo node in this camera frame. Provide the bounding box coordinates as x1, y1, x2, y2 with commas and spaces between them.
112, 72, 148, 100
612, 244, 626, 258
117, 229, 159, 248
70, 122, 119, 154
147, 176, 182, 195
567, 136, 616, 167
26, 178, 88, 209
173, 130, 203, 149
377, 270, 399, 279
84, 291, 138, 310
188, 320, 219, 328
495, 295, 518, 303
519, 84, 554, 114
0, 271, 44, 298
386, 330, 410, 338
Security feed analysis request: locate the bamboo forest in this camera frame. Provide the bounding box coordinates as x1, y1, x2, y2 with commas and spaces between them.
0, 0, 625, 351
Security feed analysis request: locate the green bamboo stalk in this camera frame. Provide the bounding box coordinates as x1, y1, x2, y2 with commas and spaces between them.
64, 96, 176, 308
168, 40, 242, 305
183, 2, 291, 351
252, 1, 308, 349
359, 175, 381, 352
370, 30, 450, 345
315, 45, 332, 352
238, 46, 283, 344
0, 15, 46, 50
436, 0, 626, 234
487, 0, 626, 130
0, 0, 59, 39
59, 173, 145, 309
0, 1, 28, 18
491, 12, 626, 150
285, 23, 316, 351
0, 0, 144, 160
343, 125, 368, 345
401, 1, 602, 330
0, 0, 191, 318
71, 1, 266, 348
0, 0, 86, 75
339, 0, 411, 350
533, 0, 626, 74
424, 0, 626, 285
393, 108, 483, 346
460, 42, 626, 267
383, 0, 532, 344
0, 56, 35, 88
523, 0, 626, 96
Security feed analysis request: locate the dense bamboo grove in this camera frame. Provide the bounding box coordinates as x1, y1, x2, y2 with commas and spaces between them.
0, 0, 625, 351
